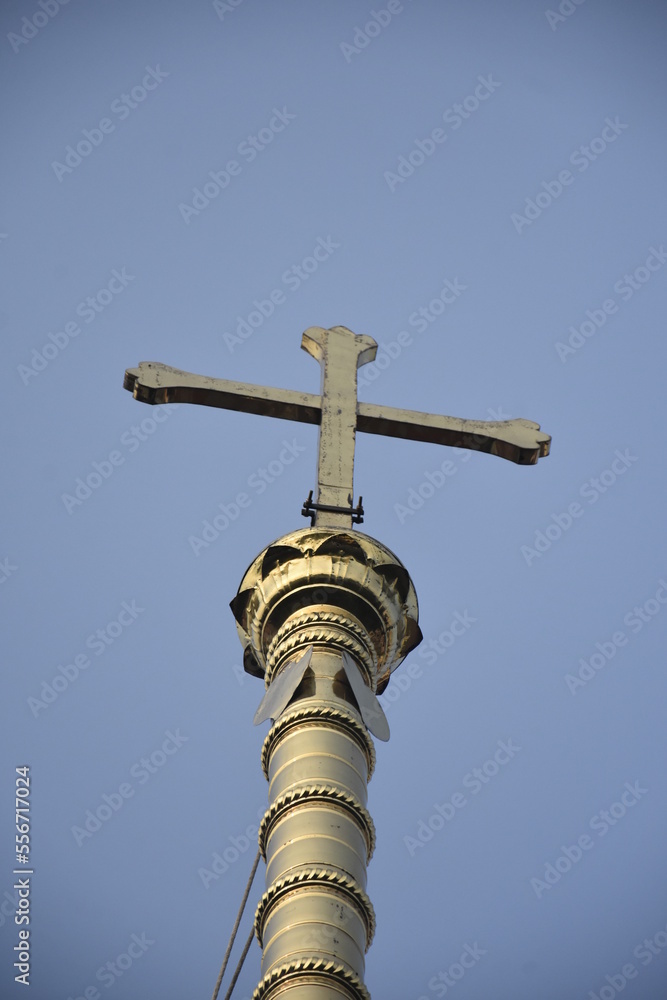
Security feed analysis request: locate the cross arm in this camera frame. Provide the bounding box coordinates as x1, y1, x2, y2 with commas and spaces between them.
123, 362, 321, 426
124, 361, 550, 465
357, 403, 550, 465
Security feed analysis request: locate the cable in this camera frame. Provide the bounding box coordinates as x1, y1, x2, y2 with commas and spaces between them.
223, 924, 256, 1000
211, 847, 261, 1000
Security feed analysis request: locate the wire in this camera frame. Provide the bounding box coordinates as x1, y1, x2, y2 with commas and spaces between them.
211, 847, 261, 1000
223, 924, 256, 1000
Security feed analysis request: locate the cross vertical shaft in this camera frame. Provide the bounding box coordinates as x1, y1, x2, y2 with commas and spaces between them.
301, 327, 376, 527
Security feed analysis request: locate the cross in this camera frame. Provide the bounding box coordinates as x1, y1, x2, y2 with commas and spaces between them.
124, 325, 550, 528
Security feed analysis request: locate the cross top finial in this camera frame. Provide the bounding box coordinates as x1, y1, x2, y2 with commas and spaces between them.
124, 325, 550, 527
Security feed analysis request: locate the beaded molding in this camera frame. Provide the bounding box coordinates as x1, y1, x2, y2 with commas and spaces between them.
253, 865, 376, 950
258, 783, 376, 862
265, 611, 377, 687
260, 704, 376, 782
252, 956, 371, 1000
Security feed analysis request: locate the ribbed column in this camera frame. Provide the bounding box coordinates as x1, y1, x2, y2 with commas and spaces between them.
253, 648, 376, 999
229, 526, 422, 1000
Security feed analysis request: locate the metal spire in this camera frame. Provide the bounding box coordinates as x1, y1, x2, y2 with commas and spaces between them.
124, 325, 550, 998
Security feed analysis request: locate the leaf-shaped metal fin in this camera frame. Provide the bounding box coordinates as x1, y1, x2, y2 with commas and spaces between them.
253, 646, 313, 725
341, 652, 390, 742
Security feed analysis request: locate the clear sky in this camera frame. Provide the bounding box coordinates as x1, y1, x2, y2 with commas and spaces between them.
2, 1, 667, 998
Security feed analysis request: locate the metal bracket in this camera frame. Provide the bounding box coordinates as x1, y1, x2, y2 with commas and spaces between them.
301, 490, 364, 526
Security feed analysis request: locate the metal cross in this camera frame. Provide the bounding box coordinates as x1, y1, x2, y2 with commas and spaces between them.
124, 324, 550, 528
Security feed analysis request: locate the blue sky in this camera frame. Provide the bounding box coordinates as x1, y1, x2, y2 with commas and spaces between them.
2, 1, 667, 998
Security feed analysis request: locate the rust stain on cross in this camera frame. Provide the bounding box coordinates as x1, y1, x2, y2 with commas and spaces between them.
124, 325, 550, 528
